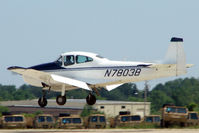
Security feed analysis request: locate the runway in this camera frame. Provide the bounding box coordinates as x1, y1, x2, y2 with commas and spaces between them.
0, 129, 199, 133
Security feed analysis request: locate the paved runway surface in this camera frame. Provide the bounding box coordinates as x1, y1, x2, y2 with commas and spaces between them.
0, 129, 199, 133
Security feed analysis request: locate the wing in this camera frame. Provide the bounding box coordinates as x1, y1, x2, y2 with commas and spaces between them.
8, 66, 91, 91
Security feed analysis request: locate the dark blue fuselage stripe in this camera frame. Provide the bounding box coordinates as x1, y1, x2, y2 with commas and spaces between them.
43, 66, 149, 72
29, 61, 151, 71
64, 66, 139, 71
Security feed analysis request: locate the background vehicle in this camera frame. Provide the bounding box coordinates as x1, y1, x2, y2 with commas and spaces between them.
34, 114, 55, 128
144, 115, 160, 123
110, 114, 142, 128
1, 114, 26, 128
57, 115, 83, 129
186, 112, 199, 126
84, 114, 106, 128
25, 116, 34, 128
161, 105, 188, 127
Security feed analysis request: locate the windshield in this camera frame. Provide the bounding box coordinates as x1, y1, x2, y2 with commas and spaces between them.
177, 108, 187, 113
5, 116, 23, 122
5, 116, 13, 122
15, 116, 23, 122
55, 56, 62, 66
154, 116, 160, 122
131, 115, 141, 121
146, 117, 153, 122
62, 118, 71, 124
121, 116, 130, 122
99, 116, 105, 122
189, 113, 198, 120
166, 107, 187, 113
38, 116, 45, 122
90, 116, 98, 122
166, 107, 176, 113
73, 118, 81, 123
46, 116, 53, 122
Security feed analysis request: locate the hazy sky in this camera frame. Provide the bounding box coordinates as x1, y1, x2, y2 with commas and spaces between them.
0, 0, 198, 90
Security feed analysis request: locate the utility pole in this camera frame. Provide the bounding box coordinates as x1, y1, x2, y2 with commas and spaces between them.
144, 81, 149, 118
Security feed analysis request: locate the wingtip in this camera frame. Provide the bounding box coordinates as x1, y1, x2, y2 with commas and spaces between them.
7, 66, 26, 70
186, 64, 194, 68
171, 37, 183, 42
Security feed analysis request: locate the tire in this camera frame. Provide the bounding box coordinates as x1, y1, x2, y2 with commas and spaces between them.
86, 94, 96, 105
38, 97, 47, 107
165, 121, 169, 128
56, 95, 66, 105
180, 122, 187, 127
161, 119, 165, 127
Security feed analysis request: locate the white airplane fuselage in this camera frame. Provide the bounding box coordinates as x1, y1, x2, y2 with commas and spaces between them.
27, 53, 177, 92
8, 37, 192, 107
47, 60, 154, 85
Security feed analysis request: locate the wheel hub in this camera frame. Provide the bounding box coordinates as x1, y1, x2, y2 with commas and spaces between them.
56, 95, 66, 105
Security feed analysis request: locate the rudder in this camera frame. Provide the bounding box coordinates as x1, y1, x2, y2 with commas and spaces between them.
164, 37, 186, 76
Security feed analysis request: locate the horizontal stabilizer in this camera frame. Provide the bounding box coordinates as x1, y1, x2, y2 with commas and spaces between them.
186, 64, 194, 68
149, 64, 193, 69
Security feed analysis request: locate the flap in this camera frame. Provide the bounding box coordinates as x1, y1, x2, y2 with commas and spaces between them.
106, 84, 123, 91
51, 74, 90, 90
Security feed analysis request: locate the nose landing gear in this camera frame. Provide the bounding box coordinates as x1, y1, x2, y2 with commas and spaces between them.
38, 90, 48, 108
38, 97, 47, 107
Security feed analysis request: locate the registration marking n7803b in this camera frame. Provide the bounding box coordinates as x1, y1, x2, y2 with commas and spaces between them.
104, 68, 141, 77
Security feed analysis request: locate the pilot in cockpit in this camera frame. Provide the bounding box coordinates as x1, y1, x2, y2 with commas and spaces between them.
65, 56, 74, 66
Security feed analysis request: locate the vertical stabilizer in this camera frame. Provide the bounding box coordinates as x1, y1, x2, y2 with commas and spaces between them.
164, 37, 186, 76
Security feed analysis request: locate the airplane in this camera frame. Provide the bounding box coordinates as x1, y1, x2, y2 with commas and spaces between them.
8, 37, 192, 107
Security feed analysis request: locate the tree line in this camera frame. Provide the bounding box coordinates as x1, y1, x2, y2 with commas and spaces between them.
0, 77, 199, 113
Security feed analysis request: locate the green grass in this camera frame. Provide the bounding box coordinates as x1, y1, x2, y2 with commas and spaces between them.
113, 123, 161, 129
109, 123, 199, 129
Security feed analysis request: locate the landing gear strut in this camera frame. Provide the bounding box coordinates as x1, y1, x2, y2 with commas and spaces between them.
38, 90, 48, 108
86, 93, 96, 105
56, 95, 66, 105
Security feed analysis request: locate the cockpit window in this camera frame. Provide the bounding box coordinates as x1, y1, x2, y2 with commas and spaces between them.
56, 56, 62, 66
64, 55, 74, 66
76, 55, 93, 64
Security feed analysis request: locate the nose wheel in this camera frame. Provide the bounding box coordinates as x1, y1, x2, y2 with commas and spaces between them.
56, 95, 66, 105
38, 84, 50, 108
38, 97, 47, 108
86, 93, 96, 105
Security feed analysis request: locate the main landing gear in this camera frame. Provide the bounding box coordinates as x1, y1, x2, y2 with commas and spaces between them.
38, 91, 67, 107
86, 93, 96, 105
38, 84, 67, 108
86, 88, 99, 105
56, 95, 66, 105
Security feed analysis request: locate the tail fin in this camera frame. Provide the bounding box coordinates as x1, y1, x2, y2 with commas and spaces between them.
164, 37, 186, 76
